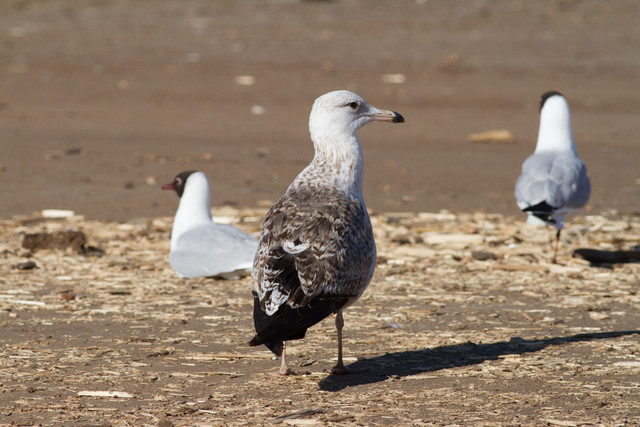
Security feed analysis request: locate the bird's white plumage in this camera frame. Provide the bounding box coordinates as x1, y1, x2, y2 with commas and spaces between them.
164, 171, 257, 278
515, 91, 591, 229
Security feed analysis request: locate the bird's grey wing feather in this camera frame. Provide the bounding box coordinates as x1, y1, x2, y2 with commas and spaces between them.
170, 224, 257, 278
516, 152, 590, 211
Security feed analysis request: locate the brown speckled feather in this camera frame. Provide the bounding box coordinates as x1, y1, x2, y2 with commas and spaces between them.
248, 90, 403, 357
252, 185, 375, 316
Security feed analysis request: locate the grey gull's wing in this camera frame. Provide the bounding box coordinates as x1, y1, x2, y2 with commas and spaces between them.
170, 223, 257, 278
515, 151, 590, 212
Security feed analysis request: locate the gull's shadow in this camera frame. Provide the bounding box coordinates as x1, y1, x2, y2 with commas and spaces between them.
318, 330, 640, 391
573, 248, 640, 266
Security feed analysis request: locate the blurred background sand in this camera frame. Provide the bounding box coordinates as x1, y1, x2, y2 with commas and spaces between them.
1, 0, 638, 221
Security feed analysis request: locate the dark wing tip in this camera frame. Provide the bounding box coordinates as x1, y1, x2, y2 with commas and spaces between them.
539, 90, 564, 111
523, 200, 557, 224
249, 336, 283, 356
522, 200, 556, 214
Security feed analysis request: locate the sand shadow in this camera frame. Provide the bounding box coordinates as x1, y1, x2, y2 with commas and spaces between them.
318, 330, 640, 391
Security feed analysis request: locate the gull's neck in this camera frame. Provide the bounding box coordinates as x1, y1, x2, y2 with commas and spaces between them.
294, 131, 365, 199
171, 174, 212, 248
535, 98, 577, 155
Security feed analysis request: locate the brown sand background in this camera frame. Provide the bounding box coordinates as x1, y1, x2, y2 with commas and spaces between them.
1, 1, 640, 426
1, 0, 639, 221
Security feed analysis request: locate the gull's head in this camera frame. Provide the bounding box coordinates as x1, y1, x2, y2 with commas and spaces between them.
536, 90, 575, 153
309, 90, 404, 145
539, 90, 571, 123
162, 170, 201, 198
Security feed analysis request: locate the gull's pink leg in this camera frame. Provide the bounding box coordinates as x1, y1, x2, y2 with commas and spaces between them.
331, 310, 350, 374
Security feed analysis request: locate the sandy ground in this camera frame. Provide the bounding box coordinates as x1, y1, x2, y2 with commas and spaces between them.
1, 209, 639, 425
0, 0, 639, 220
1, 1, 640, 426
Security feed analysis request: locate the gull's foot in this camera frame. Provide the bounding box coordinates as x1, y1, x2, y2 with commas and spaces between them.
331, 366, 353, 375
330, 364, 352, 375
269, 367, 297, 376
327, 364, 369, 375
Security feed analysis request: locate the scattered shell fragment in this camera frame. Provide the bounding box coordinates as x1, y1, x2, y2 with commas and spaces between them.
588, 311, 609, 320
234, 75, 256, 86
422, 232, 483, 246
381, 73, 406, 84
77, 391, 134, 398
42, 209, 75, 218
467, 129, 515, 143
545, 420, 577, 427
251, 105, 266, 115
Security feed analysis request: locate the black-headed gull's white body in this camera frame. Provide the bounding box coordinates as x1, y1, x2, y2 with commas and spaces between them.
515, 91, 591, 263
163, 171, 257, 278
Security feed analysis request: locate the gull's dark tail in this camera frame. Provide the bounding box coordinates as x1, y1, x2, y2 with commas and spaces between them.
249, 291, 349, 356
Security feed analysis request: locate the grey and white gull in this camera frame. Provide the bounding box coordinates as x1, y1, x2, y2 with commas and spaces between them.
249, 90, 404, 375
515, 91, 591, 263
162, 170, 257, 278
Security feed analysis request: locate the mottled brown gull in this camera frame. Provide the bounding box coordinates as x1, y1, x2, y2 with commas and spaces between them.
249, 90, 404, 375
515, 91, 591, 263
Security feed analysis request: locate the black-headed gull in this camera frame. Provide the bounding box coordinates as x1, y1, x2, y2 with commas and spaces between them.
162, 170, 257, 278
515, 91, 591, 263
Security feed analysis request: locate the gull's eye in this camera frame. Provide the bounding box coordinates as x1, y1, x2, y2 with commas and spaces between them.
176, 178, 183, 185
348, 101, 358, 110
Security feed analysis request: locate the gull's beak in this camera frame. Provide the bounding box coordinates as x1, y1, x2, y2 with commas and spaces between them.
369, 108, 405, 123
161, 182, 175, 190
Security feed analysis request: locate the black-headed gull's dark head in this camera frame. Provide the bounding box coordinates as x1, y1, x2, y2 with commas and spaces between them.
162, 170, 197, 198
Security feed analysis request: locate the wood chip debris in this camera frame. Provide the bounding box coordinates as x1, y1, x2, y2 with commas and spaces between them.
77, 391, 134, 398
467, 129, 516, 143
1, 208, 639, 425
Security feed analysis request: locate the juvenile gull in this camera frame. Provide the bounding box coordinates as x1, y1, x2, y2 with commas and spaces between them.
515, 91, 591, 263
162, 170, 257, 278
249, 90, 404, 375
